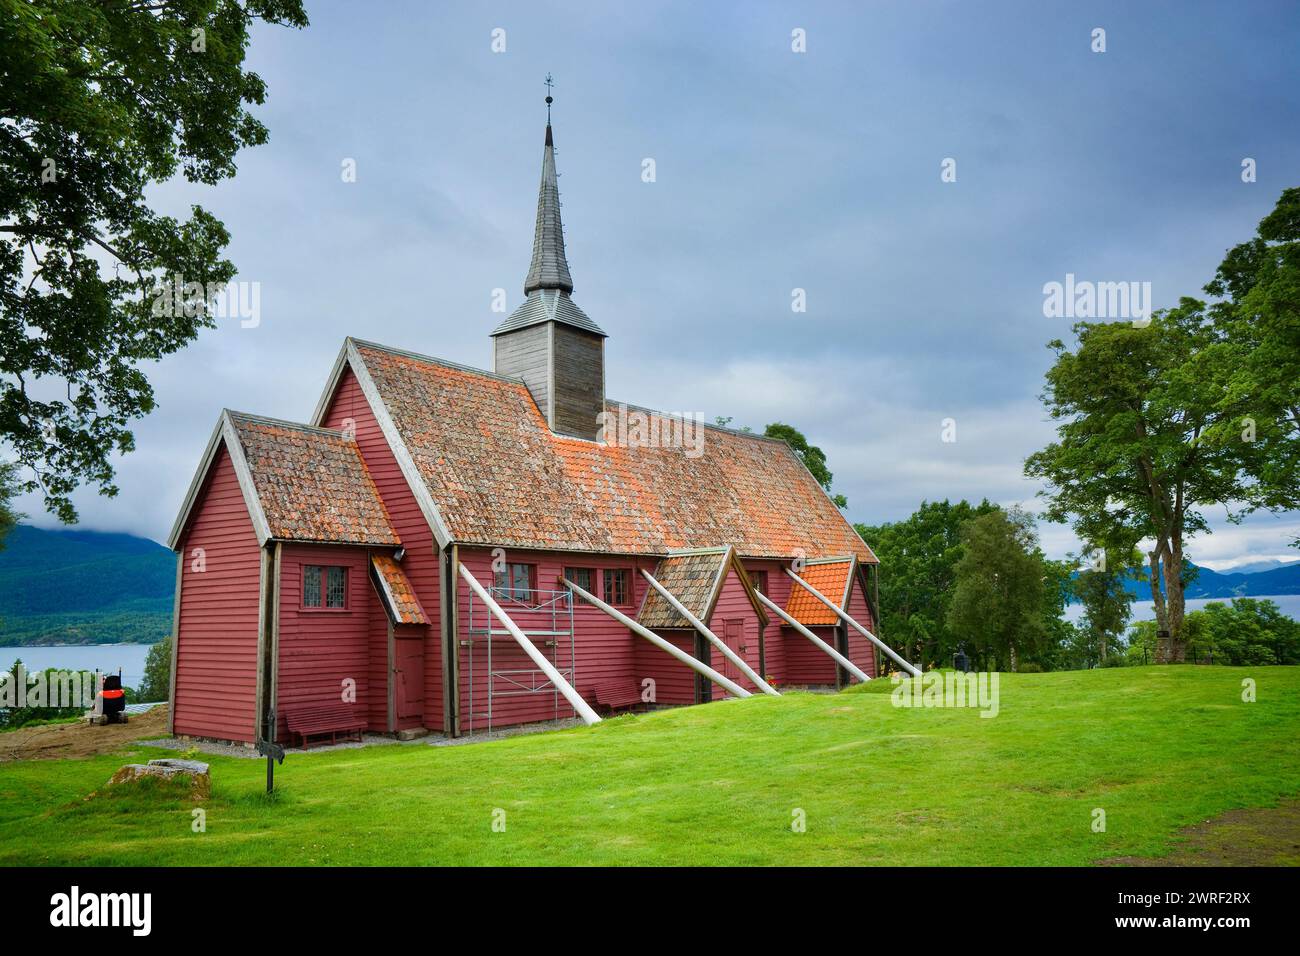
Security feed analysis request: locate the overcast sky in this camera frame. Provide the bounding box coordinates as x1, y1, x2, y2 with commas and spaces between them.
14, 0, 1300, 569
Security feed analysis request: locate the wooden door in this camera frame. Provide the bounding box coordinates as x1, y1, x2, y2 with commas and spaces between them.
722, 619, 746, 686
393, 630, 424, 723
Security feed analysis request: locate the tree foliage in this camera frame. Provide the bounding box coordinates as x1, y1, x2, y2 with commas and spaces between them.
1202, 187, 1300, 528
856, 499, 998, 668
137, 636, 171, 702
1070, 548, 1143, 664
1124, 599, 1300, 667
946, 507, 1050, 672
0, 0, 308, 522
763, 422, 847, 508
1027, 189, 1300, 663
1025, 304, 1254, 662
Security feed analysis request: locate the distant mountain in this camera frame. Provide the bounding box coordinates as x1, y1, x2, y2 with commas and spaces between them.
0, 525, 174, 646
1213, 558, 1300, 575
1106, 559, 1300, 601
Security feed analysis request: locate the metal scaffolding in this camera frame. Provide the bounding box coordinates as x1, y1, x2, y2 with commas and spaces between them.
462, 585, 577, 733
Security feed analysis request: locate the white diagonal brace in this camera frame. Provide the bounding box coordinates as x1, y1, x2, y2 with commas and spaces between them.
755, 590, 872, 684
459, 564, 601, 726
640, 569, 779, 696
783, 568, 921, 678
562, 578, 752, 699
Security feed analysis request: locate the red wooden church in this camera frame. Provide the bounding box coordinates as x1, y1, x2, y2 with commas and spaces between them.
166, 114, 902, 746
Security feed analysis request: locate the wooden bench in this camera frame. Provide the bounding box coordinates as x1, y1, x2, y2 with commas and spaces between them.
284, 704, 367, 749
589, 679, 642, 713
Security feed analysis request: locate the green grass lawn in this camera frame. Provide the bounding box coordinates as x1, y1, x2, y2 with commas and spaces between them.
1, 666, 1297, 866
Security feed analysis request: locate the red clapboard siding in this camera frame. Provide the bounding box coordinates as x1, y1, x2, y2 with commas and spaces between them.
706, 566, 765, 699
274, 544, 372, 740
762, 560, 840, 686
844, 571, 877, 680
322, 368, 443, 730
636, 631, 697, 705
744, 559, 786, 684
173, 446, 263, 742
456, 547, 659, 730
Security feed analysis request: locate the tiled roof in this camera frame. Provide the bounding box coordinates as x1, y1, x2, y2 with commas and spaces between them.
352, 341, 876, 562
785, 558, 855, 626
638, 550, 729, 628
228, 413, 400, 546
370, 554, 429, 625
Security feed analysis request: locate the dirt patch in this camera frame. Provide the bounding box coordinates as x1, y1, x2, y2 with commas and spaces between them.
1100, 797, 1300, 866
0, 706, 169, 762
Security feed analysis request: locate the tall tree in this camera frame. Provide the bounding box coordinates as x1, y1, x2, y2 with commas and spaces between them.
947, 507, 1048, 672
1202, 187, 1300, 533
1025, 303, 1253, 663
1, 0, 308, 522
764, 422, 847, 508
857, 499, 999, 668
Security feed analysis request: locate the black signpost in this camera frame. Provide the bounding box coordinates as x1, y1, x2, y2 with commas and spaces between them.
256, 707, 286, 792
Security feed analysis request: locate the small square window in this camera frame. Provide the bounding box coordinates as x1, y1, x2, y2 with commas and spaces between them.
603, 568, 630, 605
303, 565, 346, 609
748, 570, 768, 595
493, 562, 535, 602
565, 567, 594, 592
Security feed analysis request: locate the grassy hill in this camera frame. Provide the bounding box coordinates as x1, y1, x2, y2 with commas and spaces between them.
1, 667, 1296, 865
0, 525, 174, 646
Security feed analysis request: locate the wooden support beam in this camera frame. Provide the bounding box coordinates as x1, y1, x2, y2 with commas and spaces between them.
754, 590, 873, 684
459, 564, 601, 726
782, 568, 921, 678
639, 569, 779, 696
561, 577, 752, 699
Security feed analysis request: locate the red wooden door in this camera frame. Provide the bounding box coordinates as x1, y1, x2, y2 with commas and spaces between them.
722, 619, 745, 687
393, 633, 424, 721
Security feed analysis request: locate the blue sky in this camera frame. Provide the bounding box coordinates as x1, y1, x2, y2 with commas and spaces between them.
16, 0, 1300, 568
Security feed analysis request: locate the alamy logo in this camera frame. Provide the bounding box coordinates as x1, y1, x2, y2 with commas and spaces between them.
891, 670, 1000, 718
0, 664, 98, 709
596, 402, 705, 459
1042, 273, 1151, 325
49, 886, 151, 936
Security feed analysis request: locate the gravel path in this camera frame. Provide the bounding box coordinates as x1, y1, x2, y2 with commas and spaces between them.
138, 716, 586, 759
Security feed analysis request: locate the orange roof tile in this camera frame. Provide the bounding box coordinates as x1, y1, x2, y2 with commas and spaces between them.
353, 342, 876, 562
370, 554, 429, 625
229, 413, 399, 547
785, 558, 854, 626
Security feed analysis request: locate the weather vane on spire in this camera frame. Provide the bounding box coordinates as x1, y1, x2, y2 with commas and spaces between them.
544, 72, 554, 123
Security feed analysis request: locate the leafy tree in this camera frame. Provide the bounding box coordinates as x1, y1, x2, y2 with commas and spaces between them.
1070, 548, 1143, 664
763, 422, 847, 508
1123, 598, 1300, 666
1032, 555, 1075, 671
0, 463, 18, 550
946, 507, 1048, 672
1025, 304, 1255, 663
856, 499, 999, 668
1202, 187, 1300, 535
137, 636, 172, 703
1, 0, 308, 522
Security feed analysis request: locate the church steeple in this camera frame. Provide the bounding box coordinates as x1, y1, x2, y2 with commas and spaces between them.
491, 79, 607, 442
523, 116, 574, 295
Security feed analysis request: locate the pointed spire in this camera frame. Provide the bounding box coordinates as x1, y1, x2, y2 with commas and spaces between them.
524, 80, 574, 296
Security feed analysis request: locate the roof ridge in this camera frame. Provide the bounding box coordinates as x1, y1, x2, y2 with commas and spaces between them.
224, 409, 348, 437
348, 338, 528, 385
605, 400, 790, 446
